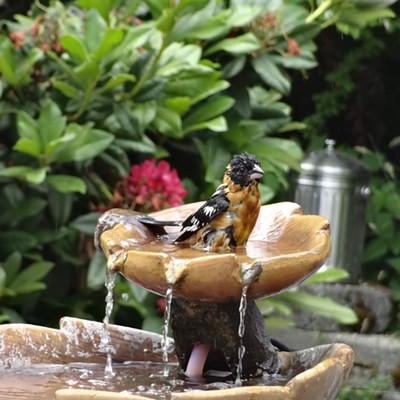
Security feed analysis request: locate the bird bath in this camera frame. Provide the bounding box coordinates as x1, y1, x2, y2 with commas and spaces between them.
0, 202, 354, 400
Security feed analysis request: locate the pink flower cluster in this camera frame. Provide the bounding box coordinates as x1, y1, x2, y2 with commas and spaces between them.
124, 159, 187, 211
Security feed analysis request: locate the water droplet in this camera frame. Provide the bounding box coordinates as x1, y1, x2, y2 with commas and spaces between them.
121, 292, 129, 301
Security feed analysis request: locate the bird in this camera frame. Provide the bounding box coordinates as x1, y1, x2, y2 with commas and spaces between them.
174, 152, 264, 251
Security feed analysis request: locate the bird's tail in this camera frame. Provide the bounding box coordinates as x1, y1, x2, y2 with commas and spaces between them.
136, 215, 181, 237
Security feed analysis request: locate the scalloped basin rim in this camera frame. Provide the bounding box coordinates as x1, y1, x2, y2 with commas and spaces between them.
99, 202, 331, 302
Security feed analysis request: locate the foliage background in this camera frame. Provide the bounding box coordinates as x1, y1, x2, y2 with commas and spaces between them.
0, 0, 398, 337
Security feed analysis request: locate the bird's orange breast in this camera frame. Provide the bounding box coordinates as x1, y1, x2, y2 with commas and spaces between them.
230, 183, 261, 246
209, 182, 261, 247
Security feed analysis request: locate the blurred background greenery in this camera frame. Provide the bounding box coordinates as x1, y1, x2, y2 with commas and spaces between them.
0, 0, 398, 345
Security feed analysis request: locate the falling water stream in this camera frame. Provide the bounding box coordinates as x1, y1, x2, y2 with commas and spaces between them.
161, 286, 174, 366
235, 283, 249, 384
234, 262, 263, 384
101, 267, 117, 378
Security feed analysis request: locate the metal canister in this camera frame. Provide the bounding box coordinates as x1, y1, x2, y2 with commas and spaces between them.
293, 139, 370, 282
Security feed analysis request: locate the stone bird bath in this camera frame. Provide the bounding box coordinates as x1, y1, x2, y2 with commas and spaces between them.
0, 202, 354, 399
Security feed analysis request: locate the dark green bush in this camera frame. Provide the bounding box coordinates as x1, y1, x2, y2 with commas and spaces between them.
0, 0, 394, 329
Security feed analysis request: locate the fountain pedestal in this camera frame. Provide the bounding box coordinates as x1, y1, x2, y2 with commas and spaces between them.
170, 298, 279, 378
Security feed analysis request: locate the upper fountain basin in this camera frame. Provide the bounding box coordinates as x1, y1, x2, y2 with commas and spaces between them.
97, 202, 331, 302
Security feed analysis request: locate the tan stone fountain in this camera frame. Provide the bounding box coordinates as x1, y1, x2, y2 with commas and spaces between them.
0, 202, 354, 400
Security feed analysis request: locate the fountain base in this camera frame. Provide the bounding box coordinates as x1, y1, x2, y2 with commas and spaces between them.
0, 317, 353, 400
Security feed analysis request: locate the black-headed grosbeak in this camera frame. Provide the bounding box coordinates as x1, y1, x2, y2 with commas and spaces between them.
174, 152, 264, 251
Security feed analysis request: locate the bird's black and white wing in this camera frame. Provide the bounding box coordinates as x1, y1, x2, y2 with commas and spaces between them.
174, 185, 229, 243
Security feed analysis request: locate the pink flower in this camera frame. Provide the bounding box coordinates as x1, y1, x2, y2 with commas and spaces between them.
287, 38, 301, 56
123, 159, 187, 211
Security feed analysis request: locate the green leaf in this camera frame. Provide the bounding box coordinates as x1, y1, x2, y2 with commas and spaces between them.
129, 283, 150, 303
17, 111, 38, 140
185, 116, 228, 133
183, 96, 234, 129
16, 47, 42, 85
0, 166, 32, 178
152, 107, 182, 137
186, 15, 230, 40
51, 124, 114, 163
386, 257, 400, 274
25, 167, 48, 184
227, 5, 262, 26
166, 72, 230, 105
73, 60, 100, 85
0, 231, 37, 259
47, 175, 87, 194
338, 7, 395, 29
279, 291, 358, 324
9, 261, 54, 291
259, 182, 276, 203
169, 0, 218, 41
87, 250, 106, 290
158, 43, 202, 76
123, 23, 155, 49
134, 77, 165, 102
114, 137, 156, 153
70, 212, 101, 235
60, 34, 88, 61
0, 37, 42, 87
0, 267, 6, 298
84, 9, 107, 53
204, 32, 261, 56
48, 189, 73, 226
264, 316, 294, 329
143, 0, 170, 18
13, 138, 41, 158
142, 314, 163, 334
2, 252, 22, 286
101, 73, 136, 91
304, 268, 350, 284
77, 0, 114, 22
269, 53, 318, 70
11, 281, 47, 294
0, 36, 17, 85
93, 28, 124, 60
222, 56, 246, 79
257, 297, 293, 317
252, 55, 291, 95
156, 8, 175, 33
164, 97, 192, 115
290, 23, 321, 45
51, 79, 80, 99
363, 238, 388, 262
0, 166, 48, 184
38, 99, 67, 148
6, 197, 47, 224
248, 138, 302, 172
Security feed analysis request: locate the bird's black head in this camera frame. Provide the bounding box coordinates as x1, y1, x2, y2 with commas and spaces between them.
226, 153, 264, 187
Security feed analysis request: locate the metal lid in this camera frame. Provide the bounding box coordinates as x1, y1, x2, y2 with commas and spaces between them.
300, 139, 370, 181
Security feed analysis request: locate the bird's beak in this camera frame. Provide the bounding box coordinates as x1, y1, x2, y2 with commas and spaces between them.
250, 164, 264, 181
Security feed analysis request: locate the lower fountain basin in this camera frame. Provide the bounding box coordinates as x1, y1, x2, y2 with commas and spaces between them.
0, 317, 353, 400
